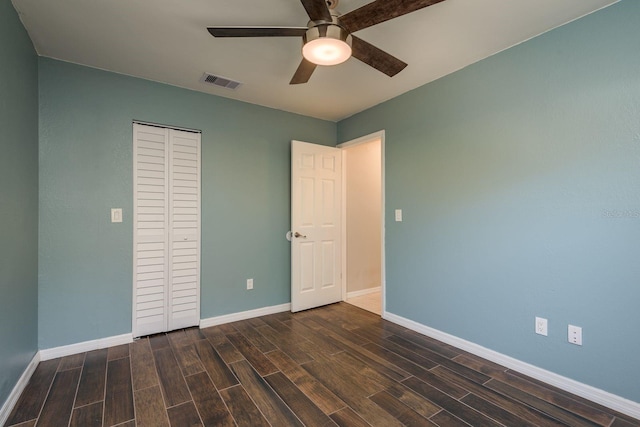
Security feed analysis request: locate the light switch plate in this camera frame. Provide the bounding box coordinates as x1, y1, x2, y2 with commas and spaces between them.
111, 208, 123, 223
395, 209, 402, 222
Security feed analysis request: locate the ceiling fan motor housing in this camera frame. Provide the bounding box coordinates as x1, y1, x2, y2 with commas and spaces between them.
303, 23, 352, 47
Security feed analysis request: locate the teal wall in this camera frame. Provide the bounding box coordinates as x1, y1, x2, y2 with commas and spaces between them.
9, 0, 640, 408
339, 0, 640, 402
0, 0, 39, 409
38, 58, 336, 348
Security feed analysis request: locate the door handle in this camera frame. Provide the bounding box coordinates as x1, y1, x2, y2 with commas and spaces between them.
294, 232, 307, 239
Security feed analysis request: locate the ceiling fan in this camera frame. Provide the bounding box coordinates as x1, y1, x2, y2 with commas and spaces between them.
207, 0, 446, 84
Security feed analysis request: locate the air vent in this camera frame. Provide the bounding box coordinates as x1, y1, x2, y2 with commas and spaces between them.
199, 72, 242, 90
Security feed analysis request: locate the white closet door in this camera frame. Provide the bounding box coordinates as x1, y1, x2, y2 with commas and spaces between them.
133, 124, 169, 337
168, 130, 201, 330
133, 124, 201, 337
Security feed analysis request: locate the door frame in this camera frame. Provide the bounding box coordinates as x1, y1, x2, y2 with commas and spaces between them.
337, 130, 386, 315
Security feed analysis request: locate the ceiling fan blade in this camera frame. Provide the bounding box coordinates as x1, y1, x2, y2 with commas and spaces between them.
290, 58, 317, 84
340, 0, 446, 33
300, 0, 332, 22
208, 27, 307, 38
351, 36, 407, 77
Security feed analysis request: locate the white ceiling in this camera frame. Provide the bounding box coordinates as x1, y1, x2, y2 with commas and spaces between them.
12, 0, 617, 121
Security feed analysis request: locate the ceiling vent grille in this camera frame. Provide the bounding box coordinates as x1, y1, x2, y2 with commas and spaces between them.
199, 72, 242, 90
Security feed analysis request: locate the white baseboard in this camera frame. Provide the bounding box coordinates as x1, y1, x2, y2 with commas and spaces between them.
39, 303, 292, 361
39, 333, 133, 361
0, 351, 41, 426
200, 303, 291, 328
383, 311, 640, 420
347, 286, 381, 300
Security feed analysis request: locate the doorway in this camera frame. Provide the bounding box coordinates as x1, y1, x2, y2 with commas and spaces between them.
339, 132, 384, 316
289, 132, 384, 315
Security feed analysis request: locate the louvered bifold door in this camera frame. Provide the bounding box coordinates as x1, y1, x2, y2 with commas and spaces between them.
168, 130, 201, 330
133, 124, 201, 338
133, 124, 170, 337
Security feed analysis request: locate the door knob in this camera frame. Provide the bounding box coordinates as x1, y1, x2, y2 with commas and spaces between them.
294, 232, 307, 239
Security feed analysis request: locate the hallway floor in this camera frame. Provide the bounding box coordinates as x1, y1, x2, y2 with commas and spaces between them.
346, 289, 382, 315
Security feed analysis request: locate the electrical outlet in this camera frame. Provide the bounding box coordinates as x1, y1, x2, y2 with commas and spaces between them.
246, 278, 254, 290
568, 325, 582, 345
535, 317, 548, 336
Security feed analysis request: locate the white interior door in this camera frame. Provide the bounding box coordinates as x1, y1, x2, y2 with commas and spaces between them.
291, 140, 342, 312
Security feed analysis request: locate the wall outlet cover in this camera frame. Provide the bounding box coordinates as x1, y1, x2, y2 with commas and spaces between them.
568, 325, 582, 346
535, 317, 548, 336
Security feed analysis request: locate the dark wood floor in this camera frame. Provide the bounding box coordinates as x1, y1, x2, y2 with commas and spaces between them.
5, 303, 639, 427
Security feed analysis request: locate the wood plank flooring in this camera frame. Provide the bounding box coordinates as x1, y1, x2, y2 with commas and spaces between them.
5, 303, 639, 427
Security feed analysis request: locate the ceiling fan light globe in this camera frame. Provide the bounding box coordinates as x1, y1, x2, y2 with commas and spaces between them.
303, 38, 351, 66
302, 24, 352, 66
